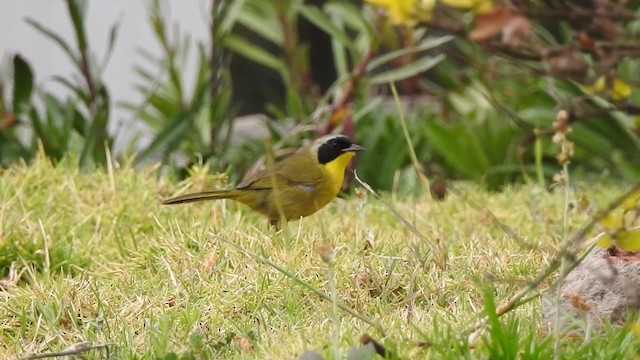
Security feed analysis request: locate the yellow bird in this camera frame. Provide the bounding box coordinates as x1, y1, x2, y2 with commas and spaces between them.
162, 134, 365, 227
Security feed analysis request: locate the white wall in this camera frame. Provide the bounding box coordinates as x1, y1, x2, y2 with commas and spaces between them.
0, 0, 211, 151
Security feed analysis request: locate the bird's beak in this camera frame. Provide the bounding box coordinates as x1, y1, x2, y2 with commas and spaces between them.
342, 144, 365, 152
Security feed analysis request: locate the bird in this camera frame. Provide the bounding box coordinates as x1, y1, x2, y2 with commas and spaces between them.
161, 134, 365, 227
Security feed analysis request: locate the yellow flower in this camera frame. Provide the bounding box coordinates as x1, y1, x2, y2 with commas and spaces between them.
611, 77, 633, 100
366, 0, 435, 26
583, 76, 633, 101
441, 0, 494, 14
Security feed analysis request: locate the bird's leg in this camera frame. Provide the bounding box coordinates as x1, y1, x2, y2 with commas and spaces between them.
269, 219, 281, 231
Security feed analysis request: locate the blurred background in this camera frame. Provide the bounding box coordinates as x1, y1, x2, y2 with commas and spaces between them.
0, 1, 211, 154
1, 0, 639, 195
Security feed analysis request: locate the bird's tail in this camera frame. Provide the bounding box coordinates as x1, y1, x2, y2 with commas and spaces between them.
161, 190, 239, 205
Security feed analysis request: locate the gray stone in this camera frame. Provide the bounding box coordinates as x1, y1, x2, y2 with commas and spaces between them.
542, 247, 640, 333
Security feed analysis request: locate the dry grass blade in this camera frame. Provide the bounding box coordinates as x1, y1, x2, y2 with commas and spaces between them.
19, 342, 113, 360
353, 170, 439, 257
389, 81, 431, 195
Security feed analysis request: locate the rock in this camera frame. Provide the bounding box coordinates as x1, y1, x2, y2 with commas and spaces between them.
542, 247, 640, 333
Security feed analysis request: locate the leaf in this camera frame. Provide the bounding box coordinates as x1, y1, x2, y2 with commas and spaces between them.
236, 7, 283, 45
616, 230, 640, 251
346, 343, 375, 360
423, 121, 488, 178
100, 17, 122, 71
220, 0, 248, 34
12, 55, 34, 115
70, 107, 86, 139
52, 76, 90, 106
482, 285, 502, 338
80, 104, 109, 168
224, 34, 285, 73
26, 18, 79, 68
37, 94, 68, 159
67, 0, 87, 51
29, 107, 47, 145
367, 36, 453, 72
299, 5, 354, 52
148, 93, 180, 119
369, 54, 445, 84
135, 111, 191, 165
325, 7, 349, 78
569, 123, 615, 156
325, 2, 371, 35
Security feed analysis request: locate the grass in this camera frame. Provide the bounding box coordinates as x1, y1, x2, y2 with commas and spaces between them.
1, 154, 639, 359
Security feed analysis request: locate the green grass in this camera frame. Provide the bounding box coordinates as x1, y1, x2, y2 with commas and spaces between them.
1, 155, 639, 359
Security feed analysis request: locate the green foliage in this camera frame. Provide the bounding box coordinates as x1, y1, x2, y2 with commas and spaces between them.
123, 0, 238, 172
0, 55, 34, 165
349, 0, 640, 191
0, 0, 116, 169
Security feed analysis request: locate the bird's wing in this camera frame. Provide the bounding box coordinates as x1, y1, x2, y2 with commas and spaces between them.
236, 149, 323, 190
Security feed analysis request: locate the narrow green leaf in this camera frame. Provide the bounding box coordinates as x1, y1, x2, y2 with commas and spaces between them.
67, 0, 87, 51
148, 93, 180, 118
236, 7, 283, 45
29, 107, 47, 142
370, 54, 445, 85
299, 5, 354, 52
220, 0, 248, 34
26, 18, 79, 67
80, 105, 109, 168
190, 45, 211, 110
368, 37, 453, 72
100, 17, 122, 71
569, 124, 615, 155
423, 121, 485, 178
135, 112, 191, 165
39, 95, 67, 158
133, 65, 160, 83
42, 94, 65, 131
52, 76, 90, 106
613, 153, 640, 179
328, 13, 348, 78
224, 34, 285, 73
71, 107, 87, 137
482, 286, 501, 338
325, 2, 371, 35
12, 55, 34, 115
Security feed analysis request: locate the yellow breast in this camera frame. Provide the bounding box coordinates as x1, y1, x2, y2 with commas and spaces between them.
320, 151, 355, 197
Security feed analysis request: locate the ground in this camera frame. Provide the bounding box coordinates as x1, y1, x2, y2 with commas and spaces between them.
0, 155, 638, 359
